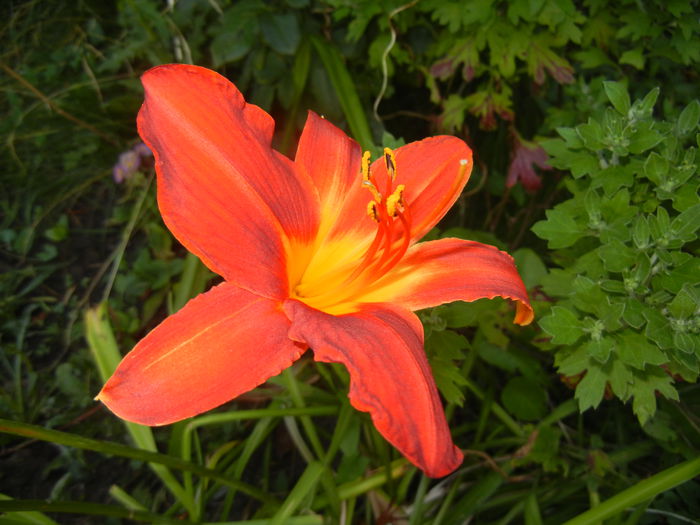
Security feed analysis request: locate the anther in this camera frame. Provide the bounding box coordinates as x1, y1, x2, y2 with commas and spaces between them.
366, 201, 380, 222
383, 147, 397, 179
361, 151, 372, 182
386, 184, 405, 217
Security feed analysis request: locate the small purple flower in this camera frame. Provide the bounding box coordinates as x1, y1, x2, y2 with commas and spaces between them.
112, 143, 154, 183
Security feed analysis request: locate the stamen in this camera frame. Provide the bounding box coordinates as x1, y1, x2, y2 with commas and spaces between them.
383, 147, 397, 180
361, 151, 372, 182
385, 184, 405, 217
366, 201, 380, 222
362, 180, 382, 203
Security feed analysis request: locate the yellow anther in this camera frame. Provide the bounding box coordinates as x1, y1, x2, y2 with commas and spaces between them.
386, 184, 405, 217
366, 201, 380, 222
383, 147, 397, 179
361, 151, 372, 182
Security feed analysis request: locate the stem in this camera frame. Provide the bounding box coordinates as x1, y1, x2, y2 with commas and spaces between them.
563, 457, 700, 525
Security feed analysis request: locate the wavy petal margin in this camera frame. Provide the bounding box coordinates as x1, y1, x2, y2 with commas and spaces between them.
356, 238, 534, 325
283, 299, 463, 477
98, 283, 305, 425
138, 64, 318, 298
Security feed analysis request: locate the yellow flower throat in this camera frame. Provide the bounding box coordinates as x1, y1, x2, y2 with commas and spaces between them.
292, 148, 414, 313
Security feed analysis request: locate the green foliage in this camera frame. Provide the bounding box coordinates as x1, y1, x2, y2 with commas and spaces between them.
533, 82, 700, 424
3, 0, 700, 523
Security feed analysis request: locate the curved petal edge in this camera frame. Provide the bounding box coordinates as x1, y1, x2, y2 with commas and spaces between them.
283, 299, 463, 477
98, 283, 306, 425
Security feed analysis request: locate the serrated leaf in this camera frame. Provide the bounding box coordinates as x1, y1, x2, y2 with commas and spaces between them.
674, 332, 698, 355
427, 329, 470, 360
539, 307, 585, 344
617, 332, 668, 369
557, 346, 590, 376
644, 152, 669, 184
619, 49, 645, 69
584, 336, 615, 364
575, 364, 607, 412
628, 122, 663, 154
532, 208, 585, 248
598, 240, 636, 272
623, 299, 646, 329
603, 81, 631, 116
577, 119, 605, 150
643, 308, 674, 349
677, 100, 700, 135
608, 359, 634, 399
629, 368, 678, 425
668, 285, 699, 319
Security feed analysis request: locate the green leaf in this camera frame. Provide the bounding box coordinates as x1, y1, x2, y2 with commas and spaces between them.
584, 336, 615, 364
643, 308, 674, 349
575, 363, 607, 412
513, 248, 548, 288
644, 152, 669, 184
260, 13, 300, 55
608, 359, 634, 399
577, 118, 605, 150
617, 332, 668, 369
557, 346, 590, 376
628, 122, 663, 154
539, 306, 585, 345
603, 81, 631, 116
677, 100, 700, 135
531, 208, 585, 248
619, 48, 645, 69
623, 299, 646, 329
310, 36, 374, 150
501, 376, 547, 421
598, 240, 636, 272
668, 285, 699, 319
629, 368, 678, 425
670, 203, 700, 242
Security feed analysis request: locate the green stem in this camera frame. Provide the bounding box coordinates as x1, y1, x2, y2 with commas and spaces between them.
464, 379, 524, 437
563, 457, 700, 525
283, 368, 326, 459
270, 461, 324, 525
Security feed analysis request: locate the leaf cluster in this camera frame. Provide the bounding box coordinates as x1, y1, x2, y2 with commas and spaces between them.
533, 82, 700, 424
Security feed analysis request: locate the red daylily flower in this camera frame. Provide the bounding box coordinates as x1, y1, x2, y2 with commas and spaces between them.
98, 64, 533, 478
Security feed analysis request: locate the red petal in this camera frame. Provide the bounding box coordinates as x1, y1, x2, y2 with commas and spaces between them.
332, 136, 473, 244
98, 283, 305, 425
138, 64, 319, 298
357, 238, 534, 325
283, 299, 463, 477
295, 111, 362, 236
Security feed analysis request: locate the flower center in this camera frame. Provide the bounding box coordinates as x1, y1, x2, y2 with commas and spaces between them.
293, 148, 414, 312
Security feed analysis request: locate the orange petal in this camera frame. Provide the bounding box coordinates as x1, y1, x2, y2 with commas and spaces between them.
295, 111, 362, 240
138, 64, 319, 298
333, 136, 473, 244
98, 283, 305, 425
283, 299, 463, 477
357, 238, 534, 325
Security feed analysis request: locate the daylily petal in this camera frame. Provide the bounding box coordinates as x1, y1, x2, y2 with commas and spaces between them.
98, 283, 305, 425
333, 136, 473, 245
138, 64, 318, 298
295, 111, 362, 240
354, 238, 534, 325
283, 299, 463, 477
